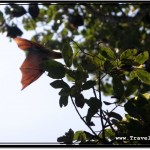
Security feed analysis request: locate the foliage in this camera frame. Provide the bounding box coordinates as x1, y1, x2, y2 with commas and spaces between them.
1, 3, 150, 145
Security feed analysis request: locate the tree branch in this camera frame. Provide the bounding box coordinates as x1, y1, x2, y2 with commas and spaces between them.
70, 96, 102, 142
98, 71, 106, 141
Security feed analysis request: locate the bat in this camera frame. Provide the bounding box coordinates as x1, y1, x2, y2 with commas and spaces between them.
13, 37, 62, 90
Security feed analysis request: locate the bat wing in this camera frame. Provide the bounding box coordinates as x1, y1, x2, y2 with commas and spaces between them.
14, 37, 62, 58
13, 37, 45, 51
13, 37, 62, 90
20, 51, 45, 90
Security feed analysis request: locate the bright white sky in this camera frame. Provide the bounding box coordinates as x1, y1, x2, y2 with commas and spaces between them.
0, 34, 92, 143
0, 4, 125, 144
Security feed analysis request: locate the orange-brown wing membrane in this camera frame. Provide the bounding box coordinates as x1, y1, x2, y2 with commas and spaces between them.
13, 37, 46, 51
14, 37, 62, 90
20, 51, 45, 90
13, 37, 62, 58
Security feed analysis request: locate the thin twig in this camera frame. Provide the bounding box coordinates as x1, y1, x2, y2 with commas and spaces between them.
92, 87, 97, 99
110, 104, 119, 113
70, 39, 104, 62
103, 111, 117, 135
98, 71, 105, 141
70, 96, 102, 141
100, 74, 107, 80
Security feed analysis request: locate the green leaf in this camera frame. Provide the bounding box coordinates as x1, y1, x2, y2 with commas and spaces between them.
86, 107, 98, 125
75, 70, 88, 82
104, 60, 114, 73
136, 94, 149, 107
120, 49, 137, 60
57, 129, 74, 144
125, 78, 140, 97
126, 119, 142, 135
134, 51, 149, 65
73, 68, 89, 88
70, 85, 81, 97
28, 4, 39, 19
62, 42, 73, 67
59, 96, 68, 107
73, 131, 84, 141
111, 119, 120, 127
82, 80, 96, 90
105, 129, 116, 140
74, 131, 95, 143
99, 43, 116, 60
103, 101, 114, 105
61, 28, 68, 37
86, 97, 101, 109
41, 60, 65, 79
86, 98, 100, 125
23, 18, 36, 30
66, 69, 76, 80
5, 6, 11, 15
6, 25, 23, 37
124, 100, 138, 118
84, 131, 95, 140
101, 82, 113, 96
75, 94, 85, 108
81, 56, 99, 72
57, 136, 65, 143
73, 131, 91, 142
143, 93, 150, 99
59, 88, 71, 96
0, 11, 4, 23
10, 4, 26, 17
130, 70, 137, 79
66, 68, 88, 83
135, 69, 150, 85
112, 74, 124, 99
93, 54, 105, 69
120, 49, 138, 66
50, 80, 69, 89
125, 114, 131, 121
108, 112, 122, 121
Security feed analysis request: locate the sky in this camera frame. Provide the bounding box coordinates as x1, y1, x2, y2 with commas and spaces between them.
0, 4, 125, 144
0, 34, 125, 144
0, 34, 92, 143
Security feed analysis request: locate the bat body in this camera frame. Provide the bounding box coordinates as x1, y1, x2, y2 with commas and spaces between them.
14, 37, 62, 90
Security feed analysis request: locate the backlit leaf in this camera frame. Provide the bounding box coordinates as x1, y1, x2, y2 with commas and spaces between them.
124, 100, 138, 118
42, 60, 65, 79
59, 96, 68, 107
99, 43, 116, 60
103, 101, 114, 105
112, 74, 124, 99
86, 97, 101, 109
59, 88, 71, 96
108, 112, 122, 121
82, 80, 96, 90
120, 49, 137, 60
134, 51, 149, 65
75, 94, 85, 108
135, 69, 150, 85
0, 11, 4, 23
86, 107, 97, 125
50, 80, 69, 89
62, 42, 73, 67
